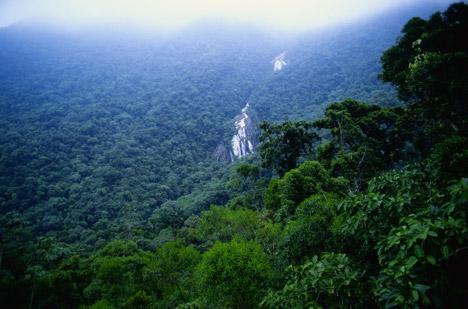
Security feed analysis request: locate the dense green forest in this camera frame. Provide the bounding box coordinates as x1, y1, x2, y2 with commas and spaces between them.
1, 2, 467, 308
0, 5, 412, 254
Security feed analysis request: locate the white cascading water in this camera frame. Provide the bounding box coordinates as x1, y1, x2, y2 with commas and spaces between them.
273, 52, 287, 72
231, 103, 254, 160
228, 52, 288, 161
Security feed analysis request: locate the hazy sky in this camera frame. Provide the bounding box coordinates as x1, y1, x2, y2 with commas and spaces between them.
0, 0, 443, 31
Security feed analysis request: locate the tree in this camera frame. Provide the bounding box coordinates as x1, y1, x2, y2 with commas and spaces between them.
374, 178, 468, 308
380, 2, 468, 134
259, 121, 318, 176
280, 193, 341, 264
313, 99, 403, 190
196, 240, 272, 308
143, 240, 201, 307
261, 253, 366, 308
149, 201, 186, 233
263, 160, 347, 221
82, 240, 151, 307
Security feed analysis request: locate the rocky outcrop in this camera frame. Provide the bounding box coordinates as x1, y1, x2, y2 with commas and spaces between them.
214, 144, 232, 162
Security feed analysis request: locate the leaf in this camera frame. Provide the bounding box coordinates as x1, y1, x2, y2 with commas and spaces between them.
414, 284, 430, 293
426, 255, 436, 265
441, 246, 449, 259
414, 245, 424, 258
405, 256, 418, 270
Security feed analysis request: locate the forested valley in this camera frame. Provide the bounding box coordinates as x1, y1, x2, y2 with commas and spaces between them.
0, 2, 467, 308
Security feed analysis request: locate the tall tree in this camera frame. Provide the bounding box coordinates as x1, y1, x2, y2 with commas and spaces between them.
380, 2, 468, 134
259, 121, 318, 176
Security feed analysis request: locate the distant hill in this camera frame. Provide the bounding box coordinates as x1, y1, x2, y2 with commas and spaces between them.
0, 1, 448, 249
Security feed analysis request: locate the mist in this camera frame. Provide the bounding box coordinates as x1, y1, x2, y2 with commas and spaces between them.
0, 0, 448, 31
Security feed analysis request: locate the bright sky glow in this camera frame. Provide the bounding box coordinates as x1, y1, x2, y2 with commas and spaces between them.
0, 0, 440, 31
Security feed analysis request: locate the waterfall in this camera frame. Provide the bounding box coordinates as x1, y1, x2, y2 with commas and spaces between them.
273, 52, 287, 72
230, 103, 254, 161
216, 52, 288, 162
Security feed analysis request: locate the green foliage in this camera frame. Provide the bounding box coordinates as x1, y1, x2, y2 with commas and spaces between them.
225, 161, 268, 211
259, 121, 318, 176
281, 161, 330, 202
122, 291, 152, 309
263, 142, 467, 307
337, 168, 434, 260
46, 255, 92, 308
261, 253, 364, 308
235, 163, 261, 179
83, 240, 151, 306
89, 299, 115, 309
380, 2, 468, 133
263, 178, 282, 212
428, 136, 468, 185
97, 240, 140, 257
143, 240, 201, 308
150, 201, 186, 234
280, 193, 341, 264
314, 99, 403, 190
374, 178, 468, 307
44, 239, 203, 308
196, 240, 272, 308
192, 205, 263, 247
1, 3, 467, 308
264, 160, 346, 221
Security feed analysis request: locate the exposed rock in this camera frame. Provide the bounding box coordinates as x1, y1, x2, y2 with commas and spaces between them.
214, 144, 232, 162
